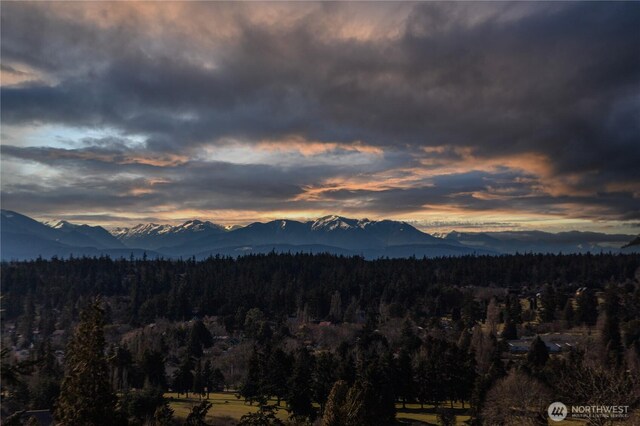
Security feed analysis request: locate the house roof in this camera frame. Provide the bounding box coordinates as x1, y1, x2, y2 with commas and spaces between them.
23, 410, 54, 426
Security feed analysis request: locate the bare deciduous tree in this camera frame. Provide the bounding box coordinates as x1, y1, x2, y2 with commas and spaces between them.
486, 297, 500, 335
482, 369, 551, 426
555, 362, 639, 426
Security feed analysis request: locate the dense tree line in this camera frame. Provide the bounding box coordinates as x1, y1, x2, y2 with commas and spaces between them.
234, 317, 478, 422
2, 253, 640, 425
2, 253, 638, 330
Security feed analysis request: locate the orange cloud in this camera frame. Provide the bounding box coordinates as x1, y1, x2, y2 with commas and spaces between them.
0, 63, 55, 87
37, 2, 409, 55
256, 136, 384, 157
36, 148, 189, 167
126, 178, 170, 197
291, 146, 587, 212
121, 154, 188, 167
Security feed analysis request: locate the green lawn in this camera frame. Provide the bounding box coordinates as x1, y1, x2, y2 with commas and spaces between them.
166, 392, 472, 425
395, 401, 470, 425
166, 393, 603, 425
166, 392, 289, 424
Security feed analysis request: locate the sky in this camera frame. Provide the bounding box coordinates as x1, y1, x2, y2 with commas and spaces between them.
1, 2, 639, 233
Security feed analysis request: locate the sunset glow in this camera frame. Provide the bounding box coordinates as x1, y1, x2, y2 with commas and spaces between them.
1, 2, 638, 233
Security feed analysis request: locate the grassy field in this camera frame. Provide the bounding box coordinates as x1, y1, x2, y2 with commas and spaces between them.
166, 392, 473, 425
395, 401, 471, 425
166, 392, 288, 424
167, 392, 600, 425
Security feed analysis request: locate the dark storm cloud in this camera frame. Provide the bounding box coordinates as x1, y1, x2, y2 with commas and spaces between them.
1, 2, 638, 222
320, 184, 640, 220
0, 161, 303, 215
311, 168, 640, 220
1, 143, 389, 213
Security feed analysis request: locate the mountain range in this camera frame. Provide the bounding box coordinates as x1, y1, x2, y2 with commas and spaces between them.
623, 235, 640, 248
1, 210, 638, 261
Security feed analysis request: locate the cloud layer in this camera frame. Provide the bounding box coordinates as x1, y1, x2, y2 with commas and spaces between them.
1, 2, 639, 230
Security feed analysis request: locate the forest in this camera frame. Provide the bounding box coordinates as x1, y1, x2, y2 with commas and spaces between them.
2, 253, 640, 425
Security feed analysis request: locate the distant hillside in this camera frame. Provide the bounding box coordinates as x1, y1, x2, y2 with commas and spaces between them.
1, 210, 637, 260
1, 210, 158, 261
445, 230, 635, 255
623, 235, 640, 248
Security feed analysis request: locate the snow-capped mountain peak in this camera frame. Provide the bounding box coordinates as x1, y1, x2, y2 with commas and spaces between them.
138, 223, 171, 234
5, 210, 638, 261
175, 220, 224, 233
182, 220, 203, 229
45, 220, 75, 230
111, 223, 172, 238
112, 219, 228, 249
310, 215, 390, 231
312, 215, 364, 231
357, 218, 373, 229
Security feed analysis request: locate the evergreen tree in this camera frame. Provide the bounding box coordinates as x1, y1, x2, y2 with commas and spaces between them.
343, 379, 393, 426
203, 360, 213, 398
505, 295, 523, 324
287, 348, 316, 420
265, 348, 292, 405
239, 407, 285, 426
322, 380, 349, 426
601, 284, 623, 367
184, 400, 212, 426
501, 319, 518, 340
527, 336, 549, 369
445, 344, 476, 408
576, 289, 598, 326
29, 340, 62, 409
562, 299, 574, 327
399, 319, 421, 353
211, 368, 225, 392
423, 337, 448, 406
357, 353, 396, 424
187, 320, 213, 358
193, 360, 204, 396
118, 387, 165, 424
140, 349, 166, 389
539, 284, 557, 322
202, 361, 224, 397
336, 343, 356, 385
153, 402, 175, 425
382, 351, 399, 415
329, 291, 342, 323
171, 354, 194, 398
622, 319, 640, 353
18, 292, 35, 347
395, 348, 414, 408
438, 410, 456, 426
55, 301, 116, 425
244, 308, 266, 339
414, 355, 430, 409
110, 344, 133, 391
461, 294, 482, 328
313, 351, 337, 413
239, 347, 266, 405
